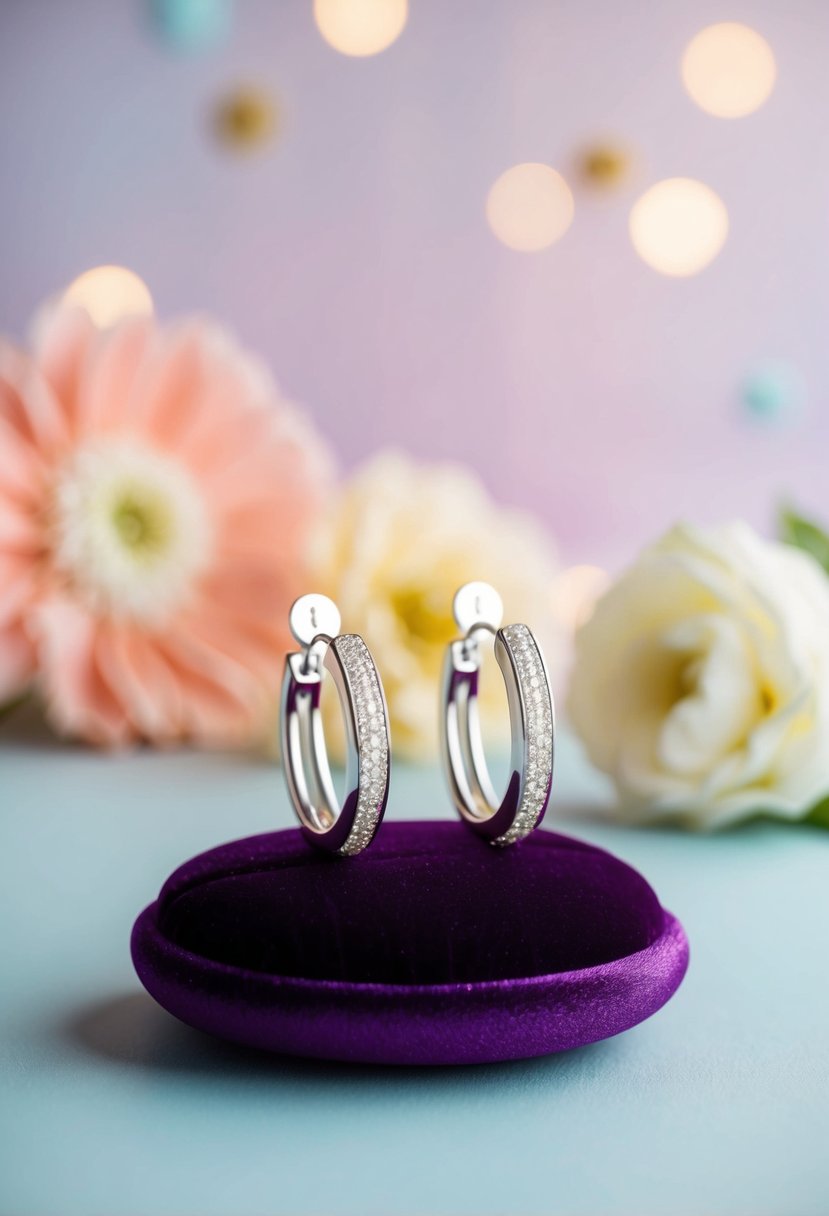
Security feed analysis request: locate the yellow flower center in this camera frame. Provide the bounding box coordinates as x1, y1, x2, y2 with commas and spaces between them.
111, 492, 172, 557
52, 441, 213, 623
392, 587, 456, 650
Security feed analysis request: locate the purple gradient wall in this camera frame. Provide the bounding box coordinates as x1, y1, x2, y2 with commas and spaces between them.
1, 0, 828, 564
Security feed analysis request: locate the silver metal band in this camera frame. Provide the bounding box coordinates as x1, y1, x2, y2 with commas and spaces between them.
441, 584, 554, 846
281, 596, 390, 856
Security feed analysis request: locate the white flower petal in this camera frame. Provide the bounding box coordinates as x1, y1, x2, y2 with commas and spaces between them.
568, 521, 829, 827
657, 614, 763, 777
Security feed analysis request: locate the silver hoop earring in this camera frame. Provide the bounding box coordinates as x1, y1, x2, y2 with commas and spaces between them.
281, 594, 390, 856
441, 581, 554, 846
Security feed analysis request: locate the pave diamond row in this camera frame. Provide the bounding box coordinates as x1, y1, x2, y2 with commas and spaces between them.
496, 624, 553, 846
332, 634, 390, 856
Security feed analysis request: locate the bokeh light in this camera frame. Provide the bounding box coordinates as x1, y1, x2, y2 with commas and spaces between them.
681, 22, 776, 118
577, 140, 633, 192
63, 266, 154, 328
742, 360, 804, 424
213, 86, 278, 152
486, 163, 574, 252
313, 0, 408, 57
629, 178, 728, 276
148, 0, 233, 53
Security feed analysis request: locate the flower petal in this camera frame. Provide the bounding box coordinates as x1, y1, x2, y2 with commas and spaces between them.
30, 304, 99, 438
75, 315, 155, 438
94, 625, 185, 742
657, 615, 763, 776
0, 341, 69, 457
31, 596, 133, 747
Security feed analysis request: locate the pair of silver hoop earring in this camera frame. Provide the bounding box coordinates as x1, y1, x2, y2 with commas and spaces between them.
280, 581, 555, 856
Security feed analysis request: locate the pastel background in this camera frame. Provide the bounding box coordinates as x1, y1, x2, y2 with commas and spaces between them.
1, 0, 827, 564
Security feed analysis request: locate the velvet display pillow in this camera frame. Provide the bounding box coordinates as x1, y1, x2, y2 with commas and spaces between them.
132, 821, 688, 1066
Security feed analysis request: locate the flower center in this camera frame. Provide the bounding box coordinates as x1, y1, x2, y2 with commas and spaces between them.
392, 586, 456, 650
657, 614, 764, 775
112, 494, 170, 555
51, 441, 213, 623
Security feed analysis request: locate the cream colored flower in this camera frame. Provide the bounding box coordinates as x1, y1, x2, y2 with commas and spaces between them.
568, 522, 829, 827
313, 451, 561, 761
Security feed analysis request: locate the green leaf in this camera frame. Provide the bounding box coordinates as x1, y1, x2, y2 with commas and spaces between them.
0, 690, 30, 723
807, 802, 829, 829
779, 505, 829, 576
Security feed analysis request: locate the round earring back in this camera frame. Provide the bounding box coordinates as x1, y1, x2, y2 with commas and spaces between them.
441, 582, 554, 846
281, 594, 390, 856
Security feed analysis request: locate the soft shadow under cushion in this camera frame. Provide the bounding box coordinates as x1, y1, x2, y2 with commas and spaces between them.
132, 821, 688, 1065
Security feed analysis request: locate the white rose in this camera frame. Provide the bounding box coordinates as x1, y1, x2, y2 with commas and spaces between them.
567, 522, 829, 827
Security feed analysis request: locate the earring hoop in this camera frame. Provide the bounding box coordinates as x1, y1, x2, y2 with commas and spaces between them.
281, 594, 390, 856
441, 581, 554, 846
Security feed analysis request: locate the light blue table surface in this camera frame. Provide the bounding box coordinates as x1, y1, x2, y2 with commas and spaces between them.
1, 716, 828, 1216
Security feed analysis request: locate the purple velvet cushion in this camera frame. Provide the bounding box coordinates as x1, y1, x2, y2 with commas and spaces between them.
132, 821, 688, 1065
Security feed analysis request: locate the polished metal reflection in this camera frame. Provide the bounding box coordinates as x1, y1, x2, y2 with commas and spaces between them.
281, 594, 390, 855
441, 582, 554, 846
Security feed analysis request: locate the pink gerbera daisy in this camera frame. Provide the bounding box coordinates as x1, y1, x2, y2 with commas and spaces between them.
0, 306, 332, 747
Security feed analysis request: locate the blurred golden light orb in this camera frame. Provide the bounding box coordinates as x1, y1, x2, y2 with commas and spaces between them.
214, 86, 278, 151
486, 163, 574, 252
313, 0, 408, 57
578, 141, 633, 191
681, 22, 776, 118
629, 178, 728, 276
63, 266, 154, 328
